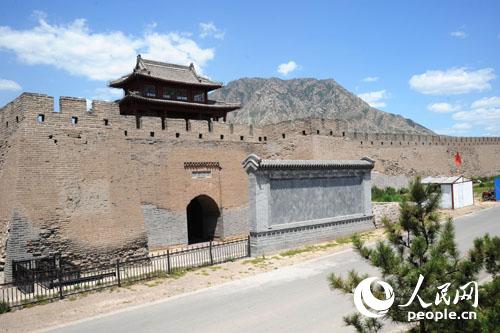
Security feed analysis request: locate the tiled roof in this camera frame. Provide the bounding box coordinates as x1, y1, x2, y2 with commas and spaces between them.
109, 55, 222, 88
421, 176, 469, 184
242, 154, 375, 171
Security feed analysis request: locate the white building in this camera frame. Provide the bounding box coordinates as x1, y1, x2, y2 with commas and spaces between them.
421, 176, 474, 209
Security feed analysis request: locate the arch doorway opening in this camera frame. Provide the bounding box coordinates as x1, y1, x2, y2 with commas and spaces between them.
186, 195, 220, 244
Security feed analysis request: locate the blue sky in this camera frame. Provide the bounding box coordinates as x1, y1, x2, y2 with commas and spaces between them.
0, 1, 499, 136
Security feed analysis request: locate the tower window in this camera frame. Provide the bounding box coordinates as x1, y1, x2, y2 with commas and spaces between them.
163, 87, 174, 99
176, 89, 188, 101
150, 131, 155, 137
103, 119, 109, 126
37, 114, 45, 123
194, 91, 205, 102
71, 116, 78, 125
144, 85, 156, 97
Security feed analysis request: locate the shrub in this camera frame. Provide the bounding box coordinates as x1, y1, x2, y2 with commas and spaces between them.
0, 301, 10, 314
371, 186, 408, 202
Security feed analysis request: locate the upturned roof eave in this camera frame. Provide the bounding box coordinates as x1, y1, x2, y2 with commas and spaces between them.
119, 94, 241, 111
109, 72, 223, 89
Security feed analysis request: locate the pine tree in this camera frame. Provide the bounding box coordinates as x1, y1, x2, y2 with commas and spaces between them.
329, 177, 499, 332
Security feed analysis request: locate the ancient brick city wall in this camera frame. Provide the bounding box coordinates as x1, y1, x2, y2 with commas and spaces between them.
261, 118, 500, 177
0, 93, 268, 280
0, 93, 499, 279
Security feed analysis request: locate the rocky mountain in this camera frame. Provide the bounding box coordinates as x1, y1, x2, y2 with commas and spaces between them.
210, 77, 433, 135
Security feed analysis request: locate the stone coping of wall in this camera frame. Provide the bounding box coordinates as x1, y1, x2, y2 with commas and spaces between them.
243, 154, 374, 172
250, 214, 374, 237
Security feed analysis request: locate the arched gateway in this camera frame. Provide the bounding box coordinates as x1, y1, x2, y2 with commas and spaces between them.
186, 195, 220, 244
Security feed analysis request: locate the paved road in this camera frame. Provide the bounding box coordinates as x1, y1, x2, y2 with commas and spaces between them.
50, 206, 500, 333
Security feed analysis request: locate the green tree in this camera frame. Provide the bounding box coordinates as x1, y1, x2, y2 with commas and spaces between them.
329, 177, 499, 332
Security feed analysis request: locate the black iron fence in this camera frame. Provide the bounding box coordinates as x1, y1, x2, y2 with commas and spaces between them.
0, 237, 250, 308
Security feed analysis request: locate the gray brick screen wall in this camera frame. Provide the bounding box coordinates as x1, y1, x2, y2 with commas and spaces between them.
243, 154, 375, 255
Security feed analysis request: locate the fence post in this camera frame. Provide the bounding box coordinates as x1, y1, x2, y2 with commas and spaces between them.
166, 249, 171, 274
116, 259, 121, 287
56, 256, 64, 300
247, 235, 251, 257
209, 241, 214, 265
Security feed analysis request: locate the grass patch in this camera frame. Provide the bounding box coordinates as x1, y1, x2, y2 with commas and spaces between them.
372, 186, 408, 202
208, 265, 222, 271
243, 255, 268, 265
472, 175, 499, 198
34, 295, 50, 305
279, 235, 363, 257
145, 279, 163, 288
280, 245, 318, 257
0, 300, 10, 314
169, 268, 188, 279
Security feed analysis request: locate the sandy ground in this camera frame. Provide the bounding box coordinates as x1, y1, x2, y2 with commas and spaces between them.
0, 201, 496, 333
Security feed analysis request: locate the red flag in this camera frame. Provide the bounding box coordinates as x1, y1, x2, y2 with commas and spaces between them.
454, 152, 462, 168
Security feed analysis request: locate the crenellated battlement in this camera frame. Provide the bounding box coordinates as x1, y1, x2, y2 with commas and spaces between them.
1, 93, 500, 146
0, 93, 263, 143
260, 117, 500, 146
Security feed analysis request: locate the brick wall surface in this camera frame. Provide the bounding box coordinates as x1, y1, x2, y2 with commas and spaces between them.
372, 202, 401, 227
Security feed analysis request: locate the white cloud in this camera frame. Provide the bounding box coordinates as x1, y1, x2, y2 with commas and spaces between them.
435, 96, 500, 135
85, 88, 124, 110
449, 97, 500, 135
435, 123, 472, 135
0, 15, 215, 81
357, 90, 388, 108
471, 96, 500, 109
409, 67, 495, 95
277, 61, 299, 76
450, 30, 467, 39
199, 22, 225, 40
0, 78, 21, 91
362, 76, 379, 82
453, 108, 500, 125
452, 123, 472, 130
92, 87, 123, 101
427, 102, 461, 113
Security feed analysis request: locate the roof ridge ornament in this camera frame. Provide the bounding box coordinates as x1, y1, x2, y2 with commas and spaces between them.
242, 154, 262, 173
361, 156, 375, 164
134, 54, 147, 73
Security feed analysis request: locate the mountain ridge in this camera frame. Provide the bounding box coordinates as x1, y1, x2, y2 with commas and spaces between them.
209, 77, 433, 135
